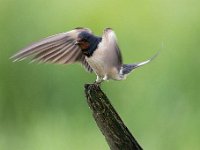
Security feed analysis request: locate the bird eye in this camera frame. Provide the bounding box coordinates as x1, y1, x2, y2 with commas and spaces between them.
82, 39, 87, 42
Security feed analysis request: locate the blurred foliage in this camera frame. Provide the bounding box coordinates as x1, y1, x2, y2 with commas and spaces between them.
0, 0, 200, 150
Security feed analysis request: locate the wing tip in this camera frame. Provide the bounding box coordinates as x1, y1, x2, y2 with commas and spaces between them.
74, 27, 85, 30
10, 52, 27, 62
104, 27, 113, 31
9, 54, 19, 62
103, 27, 114, 34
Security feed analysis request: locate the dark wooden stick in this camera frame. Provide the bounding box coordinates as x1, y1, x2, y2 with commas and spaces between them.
84, 84, 143, 150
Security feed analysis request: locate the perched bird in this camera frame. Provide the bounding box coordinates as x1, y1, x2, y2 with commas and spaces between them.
11, 27, 158, 84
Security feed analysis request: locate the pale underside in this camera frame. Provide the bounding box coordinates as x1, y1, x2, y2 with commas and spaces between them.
86, 29, 124, 83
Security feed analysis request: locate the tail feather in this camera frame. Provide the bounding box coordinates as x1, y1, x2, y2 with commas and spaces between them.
122, 51, 159, 75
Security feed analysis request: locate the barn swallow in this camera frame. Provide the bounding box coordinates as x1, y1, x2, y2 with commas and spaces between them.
11, 27, 158, 84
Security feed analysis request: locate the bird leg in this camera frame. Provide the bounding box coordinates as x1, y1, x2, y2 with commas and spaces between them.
94, 76, 103, 85
103, 74, 108, 81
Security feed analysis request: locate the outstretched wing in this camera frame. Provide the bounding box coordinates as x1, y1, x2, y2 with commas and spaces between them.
102, 28, 123, 70
10, 27, 93, 72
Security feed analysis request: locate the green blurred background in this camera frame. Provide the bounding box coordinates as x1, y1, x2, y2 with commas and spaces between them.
0, 0, 200, 149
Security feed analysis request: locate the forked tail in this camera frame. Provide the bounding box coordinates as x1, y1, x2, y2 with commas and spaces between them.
121, 51, 159, 75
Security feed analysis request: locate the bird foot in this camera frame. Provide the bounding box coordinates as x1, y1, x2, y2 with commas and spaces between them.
93, 81, 102, 86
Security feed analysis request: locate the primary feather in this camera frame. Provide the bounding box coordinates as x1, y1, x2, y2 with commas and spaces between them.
11, 27, 93, 72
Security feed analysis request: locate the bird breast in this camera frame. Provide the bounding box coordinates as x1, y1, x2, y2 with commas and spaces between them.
86, 42, 120, 80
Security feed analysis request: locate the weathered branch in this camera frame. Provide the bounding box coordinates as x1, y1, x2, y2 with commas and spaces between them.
84, 84, 143, 150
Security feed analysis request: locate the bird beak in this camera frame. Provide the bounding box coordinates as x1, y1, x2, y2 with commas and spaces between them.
74, 41, 79, 45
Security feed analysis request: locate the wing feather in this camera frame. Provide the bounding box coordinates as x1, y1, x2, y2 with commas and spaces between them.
31, 43, 68, 62
102, 28, 123, 70
11, 27, 93, 72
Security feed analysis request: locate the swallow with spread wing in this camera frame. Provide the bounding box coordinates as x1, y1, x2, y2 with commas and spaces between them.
11, 27, 158, 84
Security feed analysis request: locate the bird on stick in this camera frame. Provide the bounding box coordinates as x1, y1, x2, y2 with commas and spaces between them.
11, 27, 158, 84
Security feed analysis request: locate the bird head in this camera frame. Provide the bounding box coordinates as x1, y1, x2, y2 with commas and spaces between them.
75, 32, 91, 50
75, 31, 102, 57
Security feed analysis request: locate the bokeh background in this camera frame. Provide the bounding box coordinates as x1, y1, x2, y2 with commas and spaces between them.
0, 0, 200, 149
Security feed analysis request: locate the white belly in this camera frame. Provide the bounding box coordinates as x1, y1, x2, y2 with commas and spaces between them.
86, 55, 106, 78
86, 45, 121, 80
